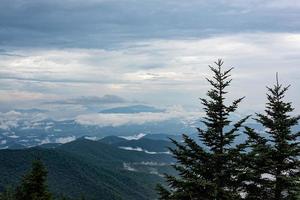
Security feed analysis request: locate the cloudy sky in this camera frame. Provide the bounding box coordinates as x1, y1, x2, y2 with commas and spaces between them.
1, 0, 300, 120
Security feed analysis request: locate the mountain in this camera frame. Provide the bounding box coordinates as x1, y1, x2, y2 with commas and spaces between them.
99, 136, 128, 145
38, 143, 62, 149
59, 138, 174, 166
0, 106, 276, 151
0, 138, 175, 200
0, 117, 196, 149
99, 136, 175, 153
100, 105, 165, 113
143, 133, 186, 141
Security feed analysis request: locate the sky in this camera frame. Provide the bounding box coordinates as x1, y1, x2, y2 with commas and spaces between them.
0, 0, 300, 122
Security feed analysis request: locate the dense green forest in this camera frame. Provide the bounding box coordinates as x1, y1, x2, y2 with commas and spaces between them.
0, 139, 175, 200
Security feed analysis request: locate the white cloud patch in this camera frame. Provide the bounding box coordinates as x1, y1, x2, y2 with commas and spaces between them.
55, 136, 76, 144
0, 111, 22, 130
75, 112, 175, 127
119, 146, 143, 152
0, 140, 7, 145
123, 163, 137, 172
119, 146, 170, 155
84, 136, 98, 141
0, 110, 48, 132
119, 133, 146, 140
40, 138, 51, 145
75, 105, 201, 127
8, 135, 19, 139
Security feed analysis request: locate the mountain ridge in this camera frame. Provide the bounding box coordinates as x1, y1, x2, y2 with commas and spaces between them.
0, 138, 175, 199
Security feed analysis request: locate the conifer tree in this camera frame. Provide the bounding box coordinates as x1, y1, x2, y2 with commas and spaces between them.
239, 126, 273, 200
0, 186, 15, 200
242, 75, 300, 200
15, 159, 52, 200
157, 59, 249, 200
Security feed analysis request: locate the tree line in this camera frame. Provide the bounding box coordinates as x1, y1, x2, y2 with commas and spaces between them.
157, 59, 300, 200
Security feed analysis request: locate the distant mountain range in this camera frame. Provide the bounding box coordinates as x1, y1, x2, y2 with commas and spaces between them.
0, 104, 198, 149
99, 105, 165, 113
0, 117, 283, 150
1, 104, 284, 150
0, 118, 196, 149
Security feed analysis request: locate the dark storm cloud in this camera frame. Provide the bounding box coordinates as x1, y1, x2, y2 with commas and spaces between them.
1, 0, 300, 48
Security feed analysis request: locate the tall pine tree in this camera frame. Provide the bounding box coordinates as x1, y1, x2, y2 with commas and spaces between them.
157, 59, 249, 200
15, 159, 52, 200
242, 74, 300, 200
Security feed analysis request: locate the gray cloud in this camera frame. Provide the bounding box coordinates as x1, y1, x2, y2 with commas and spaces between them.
1, 0, 300, 48
48, 95, 127, 105
1, 32, 300, 113
0, 49, 24, 57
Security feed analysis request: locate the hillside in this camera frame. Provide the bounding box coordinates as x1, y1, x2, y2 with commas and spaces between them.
0, 138, 175, 200
99, 136, 175, 152
58, 138, 174, 167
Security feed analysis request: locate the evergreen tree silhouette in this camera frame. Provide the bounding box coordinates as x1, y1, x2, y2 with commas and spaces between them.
0, 186, 15, 200
242, 74, 300, 200
15, 159, 52, 200
157, 59, 249, 200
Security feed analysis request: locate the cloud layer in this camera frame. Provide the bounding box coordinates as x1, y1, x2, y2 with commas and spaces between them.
1, 33, 300, 113
75, 105, 200, 127
0, 0, 300, 123
1, 0, 300, 48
